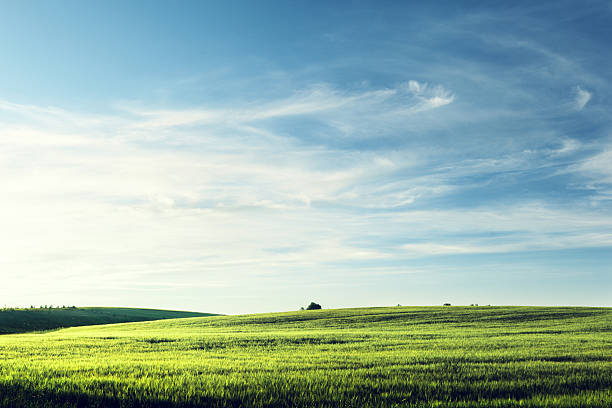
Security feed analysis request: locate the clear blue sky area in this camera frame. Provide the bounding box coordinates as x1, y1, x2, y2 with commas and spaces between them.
0, 1, 610, 313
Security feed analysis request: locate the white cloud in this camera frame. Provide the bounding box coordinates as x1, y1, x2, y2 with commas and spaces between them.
574, 86, 592, 110
572, 148, 612, 199
578, 149, 612, 180
402, 243, 481, 255
120, 82, 453, 134
393, 203, 612, 257
402, 80, 454, 112
407, 80, 425, 94
549, 138, 580, 156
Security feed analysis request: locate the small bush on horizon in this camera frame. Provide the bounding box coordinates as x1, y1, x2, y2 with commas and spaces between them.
306, 302, 322, 310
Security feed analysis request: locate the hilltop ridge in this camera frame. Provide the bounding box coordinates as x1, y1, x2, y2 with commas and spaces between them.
0, 307, 217, 334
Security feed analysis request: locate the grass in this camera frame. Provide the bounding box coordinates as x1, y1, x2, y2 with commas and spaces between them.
0, 306, 610, 407
0, 307, 216, 334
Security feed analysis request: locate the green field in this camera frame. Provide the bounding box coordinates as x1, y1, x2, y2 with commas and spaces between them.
0, 307, 216, 334
0, 306, 610, 407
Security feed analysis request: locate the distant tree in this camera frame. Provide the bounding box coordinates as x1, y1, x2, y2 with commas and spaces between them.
299, 307, 305, 311
306, 302, 322, 310
443, 303, 451, 306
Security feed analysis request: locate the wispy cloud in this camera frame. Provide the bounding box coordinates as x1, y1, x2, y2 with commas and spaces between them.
571, 147, 612, 200
404, 80, 455, 112
574, 86, 592, 110
120, 82, 454, 136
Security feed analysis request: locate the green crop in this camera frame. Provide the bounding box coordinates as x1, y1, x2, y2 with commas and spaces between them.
0, 307, 217, 334
0, 306, 610, 407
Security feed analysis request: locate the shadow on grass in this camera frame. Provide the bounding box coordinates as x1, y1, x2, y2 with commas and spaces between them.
0, 382, 245, 408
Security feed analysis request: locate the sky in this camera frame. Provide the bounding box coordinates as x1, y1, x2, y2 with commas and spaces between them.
0, 1, 611, 314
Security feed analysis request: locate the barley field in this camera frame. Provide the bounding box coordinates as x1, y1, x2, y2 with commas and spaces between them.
0, 306, 610, 407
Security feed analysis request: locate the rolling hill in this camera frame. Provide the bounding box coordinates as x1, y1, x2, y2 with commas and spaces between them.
0, 306, 610, 407
0, 307, 217, 334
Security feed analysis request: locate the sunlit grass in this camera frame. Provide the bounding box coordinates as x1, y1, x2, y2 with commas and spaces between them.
0, 306, 610, 407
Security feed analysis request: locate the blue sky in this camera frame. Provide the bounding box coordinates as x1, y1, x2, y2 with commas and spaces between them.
0, 1, 610, 313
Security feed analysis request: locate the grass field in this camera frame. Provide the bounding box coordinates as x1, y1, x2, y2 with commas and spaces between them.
0, 307, 216, 334
0, 306, 610, 407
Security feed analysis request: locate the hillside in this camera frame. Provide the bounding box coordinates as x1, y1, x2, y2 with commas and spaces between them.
0, 307, 217, 334
0, 306, 610, 407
